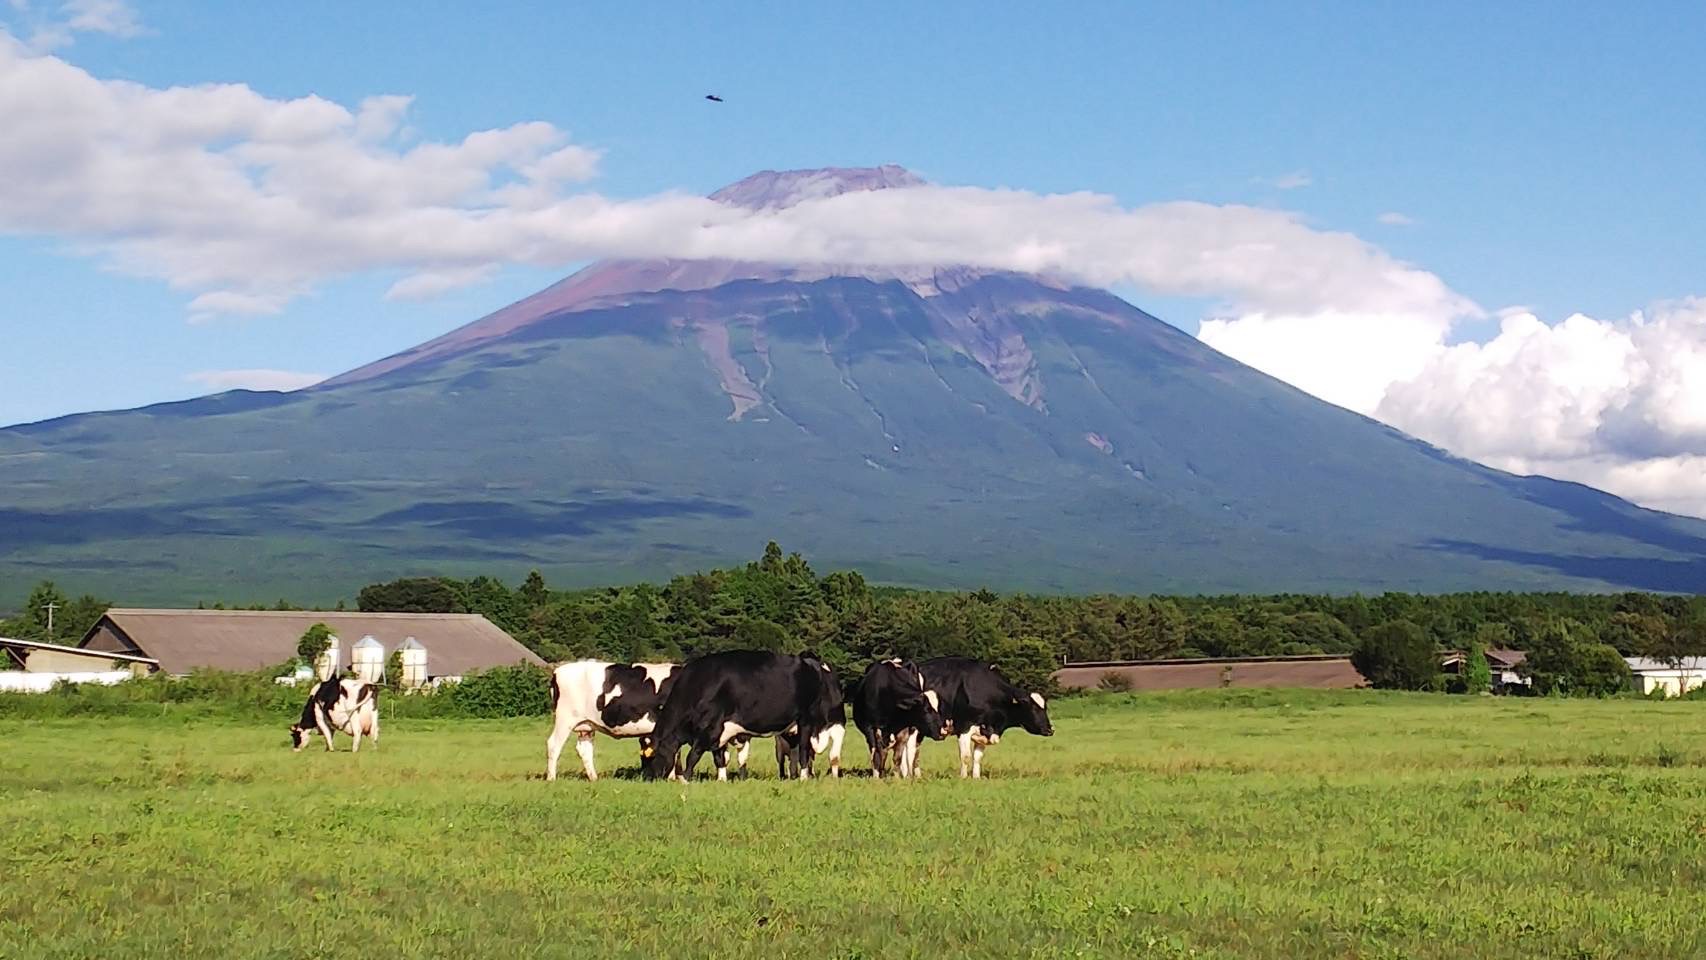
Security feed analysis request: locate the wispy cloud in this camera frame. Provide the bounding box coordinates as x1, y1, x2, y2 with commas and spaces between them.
1377, 211, 1415, 226
5, 0, 142, 51
1260, 170, 1313, 190
185, 369, 325, 393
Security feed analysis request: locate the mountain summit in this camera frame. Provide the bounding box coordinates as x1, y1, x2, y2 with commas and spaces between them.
325, 165, 954, 388
5, 167, 1706, 602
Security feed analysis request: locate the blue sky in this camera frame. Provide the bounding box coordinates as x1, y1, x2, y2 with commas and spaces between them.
2, 1, 1704, 512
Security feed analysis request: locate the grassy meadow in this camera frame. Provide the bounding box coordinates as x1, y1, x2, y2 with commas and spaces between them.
4, 690, 1706, 958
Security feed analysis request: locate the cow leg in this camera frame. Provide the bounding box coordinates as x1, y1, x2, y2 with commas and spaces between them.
682, 743, 707, 781
794, 736, 814, 780
315, 708, 337, 752
957, 731, 974, 778
734, 738, 751, 779
972, 743, 986, 779
574, 732, 598, 781
869, 732, 887, 780
350, 720, 363, 754
828, 725, 843, 779
774, 736, 791, 780
901, 730, 921, 779
905, 730, 919, 779
369, 711, 379, 748
545, 713, 580, 782
713, 744, 733, 782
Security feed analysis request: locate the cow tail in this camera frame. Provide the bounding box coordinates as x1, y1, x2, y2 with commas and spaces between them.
549, 671, 560, 710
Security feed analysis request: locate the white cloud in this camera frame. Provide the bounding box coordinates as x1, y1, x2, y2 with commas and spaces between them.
0, 37, 1463, 333
1378, 299, 1706, 464
62, 0, 141, 37
1265, 170, 1313, 190
1210, 291, 1706, 519
385, 264, 497, 301
1377, 211, 1415, 226
6, 0, 141, 50
185, 368, 325, 393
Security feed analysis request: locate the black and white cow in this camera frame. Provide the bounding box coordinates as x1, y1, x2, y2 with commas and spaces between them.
289, 677, 380, 752
545, 660, 677, 781
851, 658, 947, 779
643, 650, 842, 782
918, 657, 1053, 778
729, 688, 849, 779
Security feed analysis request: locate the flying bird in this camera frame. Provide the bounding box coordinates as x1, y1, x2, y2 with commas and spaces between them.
705, 94, 724, 102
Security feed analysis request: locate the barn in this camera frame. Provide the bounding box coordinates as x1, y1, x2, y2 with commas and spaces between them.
73, 608, 544, 680
1052, 654, 1367, 691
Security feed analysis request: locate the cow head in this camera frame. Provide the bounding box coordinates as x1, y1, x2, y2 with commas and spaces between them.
908, 663, 949, 740
288, 723, 312, 751
1012, 690, 1053, 736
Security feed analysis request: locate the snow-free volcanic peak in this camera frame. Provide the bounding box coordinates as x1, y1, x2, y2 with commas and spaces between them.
322, 165, 942, 388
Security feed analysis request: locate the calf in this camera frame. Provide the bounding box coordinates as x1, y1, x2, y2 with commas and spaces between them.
643, 650, 841, 782
852, 658, 947, 779
918, 657, 1053, 778
545, 660, 678, 781
289, 678, 380, 752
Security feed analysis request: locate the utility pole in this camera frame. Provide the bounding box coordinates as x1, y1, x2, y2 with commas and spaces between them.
42, 601, 57, 641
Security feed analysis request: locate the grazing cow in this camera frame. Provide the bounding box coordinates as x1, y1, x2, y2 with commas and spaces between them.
643, 650, 841, 782
918, 657, 1053, 778
730, 693, 848, 779
852, 658, 948, 779
545, 660, 677, 781
289, 678, 380, 752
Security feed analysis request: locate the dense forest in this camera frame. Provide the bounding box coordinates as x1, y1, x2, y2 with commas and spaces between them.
7, 543, 1703, 694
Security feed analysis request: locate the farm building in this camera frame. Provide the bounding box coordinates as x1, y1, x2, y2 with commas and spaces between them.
1052, 654, 1366, 691
73, 609, 544, 680
2, 637, 159, 675
0, 637, 157, 692
1440, 648, 1529, 690
1623, 657, 1706, 697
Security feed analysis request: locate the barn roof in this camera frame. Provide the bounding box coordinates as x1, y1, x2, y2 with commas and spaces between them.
77, 609, 543, 677
1053, 654, 1366, 691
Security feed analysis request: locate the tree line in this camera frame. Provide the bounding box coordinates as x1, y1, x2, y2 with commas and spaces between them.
7, 543, 1704, 695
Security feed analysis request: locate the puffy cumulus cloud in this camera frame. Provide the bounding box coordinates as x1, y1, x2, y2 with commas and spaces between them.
1199, 310, 1450, 414
0, 36, 1471, 335
1377, 300, 1706, 481
184, 368, 325, 392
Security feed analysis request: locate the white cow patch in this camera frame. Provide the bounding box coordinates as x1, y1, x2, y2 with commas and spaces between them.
719, 721, 756, 747
604, 683, 623, 701
639, 663, 675, 688
923, 689, 939, 711
1030, 692, 1047, 710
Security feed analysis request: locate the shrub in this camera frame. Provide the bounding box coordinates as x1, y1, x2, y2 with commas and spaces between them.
1464, 644, 1493, 695
1352, 620, 1439, 691
1521, 620, 1633, 696
1098, 670, 1134, 693
445, 663, 552, 718
296, 623, 333, 665
991, 635, 1061, 695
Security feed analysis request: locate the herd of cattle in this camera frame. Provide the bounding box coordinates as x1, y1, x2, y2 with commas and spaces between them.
288, 650, 1055, 781
547, 651, 1054, 781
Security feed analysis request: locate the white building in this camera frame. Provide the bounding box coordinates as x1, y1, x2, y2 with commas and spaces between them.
1624, 657, 1706, 697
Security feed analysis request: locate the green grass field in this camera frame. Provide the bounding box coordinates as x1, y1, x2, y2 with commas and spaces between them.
5, 690, 1706, 959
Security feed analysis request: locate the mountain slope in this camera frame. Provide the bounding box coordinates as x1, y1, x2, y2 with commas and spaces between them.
4, 168, 1705, 603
